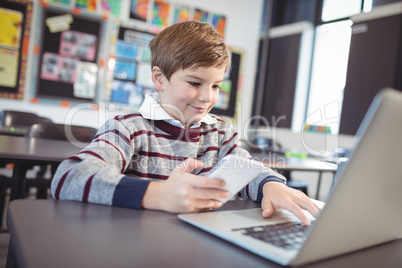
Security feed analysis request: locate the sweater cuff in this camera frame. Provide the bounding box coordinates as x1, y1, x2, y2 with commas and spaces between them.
256, 176, 285, 202
112, 176, 151, 209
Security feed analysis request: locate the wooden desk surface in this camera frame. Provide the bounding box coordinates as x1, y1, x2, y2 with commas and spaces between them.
251, 152, 337, 173
0, 135, 86, 163
7, 199, 402, 268
263, 157, 337, 172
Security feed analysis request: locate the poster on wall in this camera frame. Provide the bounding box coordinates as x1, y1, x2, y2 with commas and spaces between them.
109, 26, 156, 109
35, 8, 102, 103
0, 7, 23, 49
151, 0, 170, 27
48, 0, 72, 6
100, 0, 122, 17
0, 48, 19, 88
212, 13, 226, 39
211, 49, 243, 119
59, 30, 97, 61
130, 0, 149, 22
75, 0, 98, 12
173, 3, 190, 24
214, 79, 231, 110
0, 0, 32, 100
194, 8, 209, 23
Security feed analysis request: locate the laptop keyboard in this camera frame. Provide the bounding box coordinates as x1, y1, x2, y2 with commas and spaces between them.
232, 221, 313, 250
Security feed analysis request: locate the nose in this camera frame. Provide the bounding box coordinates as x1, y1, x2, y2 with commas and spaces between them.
198, 86, 213, 103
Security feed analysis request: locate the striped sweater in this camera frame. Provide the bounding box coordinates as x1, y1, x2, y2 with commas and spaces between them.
50, 113, 286, 209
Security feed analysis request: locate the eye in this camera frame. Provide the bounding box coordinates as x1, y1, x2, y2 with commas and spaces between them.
188, 82, 201, 87
212, 85, 221, 90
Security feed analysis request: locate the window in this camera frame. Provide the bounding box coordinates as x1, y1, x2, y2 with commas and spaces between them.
305, 0, 373, 134
306, 21, 352, 134
321, 0, 362, 22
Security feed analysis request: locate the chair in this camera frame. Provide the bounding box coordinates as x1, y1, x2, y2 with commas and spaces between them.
0, 110, 52, 129
26, 122, 98, 142
21, 123, 98, 199
0, 111, 54, 230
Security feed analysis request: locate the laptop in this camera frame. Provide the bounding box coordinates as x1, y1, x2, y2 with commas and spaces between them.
178, 88, 402, 266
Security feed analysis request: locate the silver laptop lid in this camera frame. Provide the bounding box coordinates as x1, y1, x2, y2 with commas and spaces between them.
293, 88, 402, 265
179, 88, 402, 266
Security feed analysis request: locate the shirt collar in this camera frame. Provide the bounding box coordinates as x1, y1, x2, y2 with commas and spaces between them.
139, 93, 217, 128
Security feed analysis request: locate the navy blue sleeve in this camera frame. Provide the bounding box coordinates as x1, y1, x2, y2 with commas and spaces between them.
112, 176, 151, 209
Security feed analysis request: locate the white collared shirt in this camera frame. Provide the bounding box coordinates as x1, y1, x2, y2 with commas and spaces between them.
139, 93, 217, 128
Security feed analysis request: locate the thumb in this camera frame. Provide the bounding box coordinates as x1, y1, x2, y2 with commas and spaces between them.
261, 199, 275, 218
177, 158, 204, 174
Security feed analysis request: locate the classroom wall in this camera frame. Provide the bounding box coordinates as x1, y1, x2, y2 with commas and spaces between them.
0, 0, 264, 131
0, 0, 354, 154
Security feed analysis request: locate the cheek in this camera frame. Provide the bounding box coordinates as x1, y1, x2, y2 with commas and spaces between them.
211, 91, 220, 105
179, 89, 197, 102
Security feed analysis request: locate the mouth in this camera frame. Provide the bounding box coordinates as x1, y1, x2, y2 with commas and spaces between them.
191, 105, 208, 113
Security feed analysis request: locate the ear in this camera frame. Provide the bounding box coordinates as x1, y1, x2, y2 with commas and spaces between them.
151, 66, 164, 92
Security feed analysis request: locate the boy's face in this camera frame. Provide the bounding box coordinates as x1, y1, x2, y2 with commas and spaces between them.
153, 66, 225, 127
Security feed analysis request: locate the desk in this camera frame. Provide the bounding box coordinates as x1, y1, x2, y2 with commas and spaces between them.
0, 135, 86, 200
7, 199, 402, 268
252, 153, 337, 199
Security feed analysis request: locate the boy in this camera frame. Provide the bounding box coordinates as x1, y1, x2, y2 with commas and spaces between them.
51, 21, 319, 225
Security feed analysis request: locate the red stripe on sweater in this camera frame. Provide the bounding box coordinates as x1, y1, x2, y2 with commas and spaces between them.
138, 151, 188, 161
94, 129, 130, 145
83, 173, 95, 202
199, 128, 226, 136
197, 146, 219, 158
226, 144, 238, 155
153, 120, 200, 139
210, 115, 225, 122
197, 166, 213, 175
131, 130, 200, 142
131, 130, 150, 139
78, 151, 106, 162
94, 138, 126, 173
222, 132, 238, 146
67, 156, 82, 162
125, 170, 169, 180
158, 134, 199, 142
114, 113, 142, 121
200, 127, 218, 135
55, 170, 71, 200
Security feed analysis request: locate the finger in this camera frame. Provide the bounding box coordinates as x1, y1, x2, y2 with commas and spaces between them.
284, 202, 311, 226
261, 198, 274, 218
192, 198, 223, 210
177, 158, 204, 173
289, 191, 321, 218
190, 187, 230, 200
298, 199, 321, 218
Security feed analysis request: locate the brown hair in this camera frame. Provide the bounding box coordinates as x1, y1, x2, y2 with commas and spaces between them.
149, 21, 231, 80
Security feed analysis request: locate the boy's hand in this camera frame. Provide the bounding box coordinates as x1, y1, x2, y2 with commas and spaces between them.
142, 158, 230, 213
261, 181, 321, 226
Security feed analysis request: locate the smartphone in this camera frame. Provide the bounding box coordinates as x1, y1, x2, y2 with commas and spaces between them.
208, 154, 264, 204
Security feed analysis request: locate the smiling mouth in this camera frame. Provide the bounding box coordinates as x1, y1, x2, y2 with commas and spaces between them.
191, 105, 208, 113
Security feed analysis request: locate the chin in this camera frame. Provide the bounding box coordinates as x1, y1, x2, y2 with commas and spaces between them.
188, 117, 202, 126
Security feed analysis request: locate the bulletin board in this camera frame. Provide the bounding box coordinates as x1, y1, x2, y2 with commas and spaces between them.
211, 49, 242, 118
128, 1, 226, 39
35, 7, 104, 103
0, 0, 33, 100
109, 24, 156, 109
